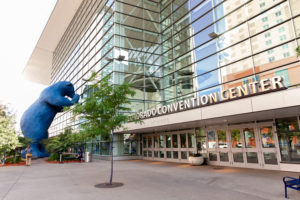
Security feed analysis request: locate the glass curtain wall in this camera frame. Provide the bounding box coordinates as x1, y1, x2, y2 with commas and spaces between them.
160, 0, 300, 103
49, 0, 300, 139
114, 0, 162, 112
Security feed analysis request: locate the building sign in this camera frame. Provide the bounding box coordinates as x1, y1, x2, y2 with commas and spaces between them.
138, 76, 286, 119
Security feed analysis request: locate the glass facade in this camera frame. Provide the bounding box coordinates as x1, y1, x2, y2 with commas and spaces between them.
48, 0, 300, 160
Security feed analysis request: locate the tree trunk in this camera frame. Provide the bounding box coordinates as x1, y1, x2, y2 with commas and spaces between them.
109, 129, 114, 185
14, 150, 17, 163
2, 150, 6, 166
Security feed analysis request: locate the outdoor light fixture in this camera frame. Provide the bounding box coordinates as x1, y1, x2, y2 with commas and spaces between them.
105, 55, 125, 62
116, 55, 125, 61
105, 57, 113, 62
208, 31, 219, 39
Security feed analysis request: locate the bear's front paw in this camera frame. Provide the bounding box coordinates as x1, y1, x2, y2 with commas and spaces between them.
72, 94, 80, 103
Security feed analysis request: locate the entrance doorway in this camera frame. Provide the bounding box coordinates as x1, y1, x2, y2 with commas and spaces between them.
142, 130, 196, 163
207, 122, 280, 170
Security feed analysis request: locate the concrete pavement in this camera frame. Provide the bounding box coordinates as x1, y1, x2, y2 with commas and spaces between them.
0, 159, 300, 200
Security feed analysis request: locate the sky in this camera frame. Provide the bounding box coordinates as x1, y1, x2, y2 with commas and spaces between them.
0, 0, 57, 131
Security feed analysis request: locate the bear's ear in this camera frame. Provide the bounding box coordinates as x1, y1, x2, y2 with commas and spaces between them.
66, 83, 72, 86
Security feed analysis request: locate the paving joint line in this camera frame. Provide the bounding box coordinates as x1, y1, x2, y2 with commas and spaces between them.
1, 167, 26, 200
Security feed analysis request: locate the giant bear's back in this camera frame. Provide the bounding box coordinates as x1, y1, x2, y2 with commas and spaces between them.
20, 98, 57, 141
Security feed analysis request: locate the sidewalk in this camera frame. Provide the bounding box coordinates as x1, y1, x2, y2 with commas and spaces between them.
0, 159, 299, 200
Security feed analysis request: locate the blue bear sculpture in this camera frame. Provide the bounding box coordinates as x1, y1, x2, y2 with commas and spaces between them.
20, 81, 80, 158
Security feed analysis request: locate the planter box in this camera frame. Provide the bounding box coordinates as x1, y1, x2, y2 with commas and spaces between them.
188, 156, 204, 166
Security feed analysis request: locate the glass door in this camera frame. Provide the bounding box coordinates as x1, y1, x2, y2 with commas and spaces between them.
230, 127, 246, 168
257, 122, 279, 170
217, 129, 230, 166
207, 130, 218, 165
243, 126, 260, 168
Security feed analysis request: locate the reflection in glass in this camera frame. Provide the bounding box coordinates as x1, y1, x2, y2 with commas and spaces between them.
246, 152, 258, 164
148, 151, 152, 157
166, 135, 171, 148
181, 151, 187, 159
290, 0, 300, 16
154, 151, 158, 158
276, 117, 299, 131
159, 135, 164, 148
188, 133, 195, 148
172, 134, 178, 148
209, 152, 217, 161
233, 152, 244, 163
220, 152, 229, 162
143, 151, 147, 157
196, 128, 207, 151
208, 131, 216, 148
180, 134, 187, 148
263, 152, 277, 165
143, 137, 147, 148
167, 151, 172, 158
154, 136, 159, 148
277, 117, 300, 162
160, 151, 164, 158
260, 127, 275, 148
173, 151, 179, 159
147, 136, 152, 148
244, 128, 256, 148
217, 130, 227, 148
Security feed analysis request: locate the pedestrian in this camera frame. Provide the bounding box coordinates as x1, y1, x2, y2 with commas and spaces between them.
76, 148, 83, 162
25, 145, 33, 166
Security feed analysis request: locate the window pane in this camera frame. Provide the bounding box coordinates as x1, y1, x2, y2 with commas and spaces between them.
173, 151, 178, 159
196, 128, 207, 151
160, 151, 164, 158
277, 117, 300, 162
159, 135, 164, 148
217, 130, 227, 148
276, 117, 299, 131
233, 152, 243, 163
154, 136, 159, 148
209, 152, 217, 161
208, 131, 216, 148
181, 151, 187, 159
290, 0, 300, 16
167, 151, 172, 158
248, 2, 291, 36
172, 134, 178, 148
148, 151, 152, 157
180, 133, 187, 148
166, 135, 171, 148
260, 127, 275, 148
263, 152, 278, 165
251, 21, 295, 54
188, 133, 195, 148
246, 152, 258, 163
220, 152, 229, 162
231, 129, 242, 148
244, 128, 256, 148
147, 136, 152, 148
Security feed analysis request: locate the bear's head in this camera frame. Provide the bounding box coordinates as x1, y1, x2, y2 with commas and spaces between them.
53, 81, 76, 98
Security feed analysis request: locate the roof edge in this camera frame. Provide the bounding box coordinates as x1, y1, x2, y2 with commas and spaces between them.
23, 0, 83, 85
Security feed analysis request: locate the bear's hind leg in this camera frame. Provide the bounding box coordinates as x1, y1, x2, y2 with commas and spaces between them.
30, 143, 49, 158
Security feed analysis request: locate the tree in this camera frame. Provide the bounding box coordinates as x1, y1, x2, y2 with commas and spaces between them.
42, 127, 81, 161
0, 104, 19, 165
72, 73, 140, 185
296, 45, 300, 57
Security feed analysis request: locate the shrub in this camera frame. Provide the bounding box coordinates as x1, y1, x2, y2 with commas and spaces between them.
48, 153, 60, 161
5, 156, 23, 163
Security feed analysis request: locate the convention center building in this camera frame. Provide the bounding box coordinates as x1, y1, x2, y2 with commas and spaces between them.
24, 0, 300, 172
